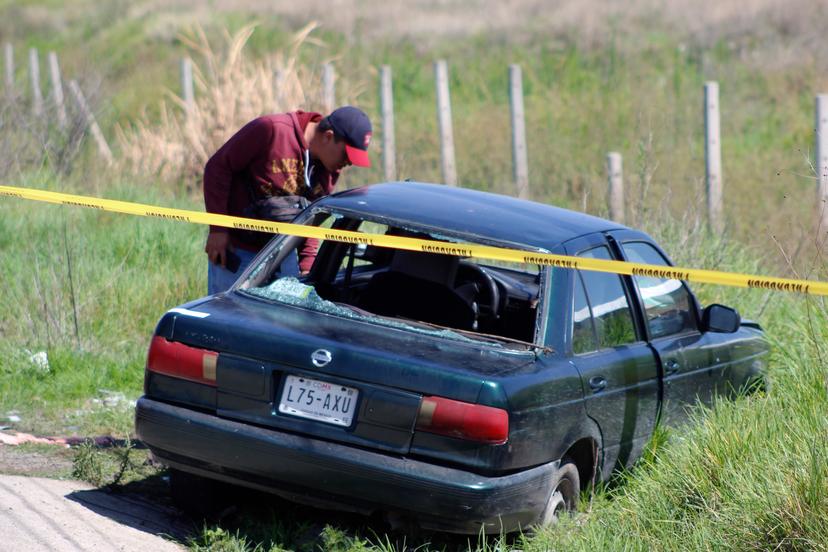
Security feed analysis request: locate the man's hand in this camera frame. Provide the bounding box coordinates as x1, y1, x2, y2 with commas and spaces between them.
205, 232, 231, 267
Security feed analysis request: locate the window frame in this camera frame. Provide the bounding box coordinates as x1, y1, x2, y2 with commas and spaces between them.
238, 207, 554, 348
570, 243, 644, 355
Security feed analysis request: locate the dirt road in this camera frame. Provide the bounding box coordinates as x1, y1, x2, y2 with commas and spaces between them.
0, 474, 190, 551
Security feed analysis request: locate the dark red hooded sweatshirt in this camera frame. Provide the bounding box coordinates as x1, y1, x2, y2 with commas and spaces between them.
203, 111, 338, 272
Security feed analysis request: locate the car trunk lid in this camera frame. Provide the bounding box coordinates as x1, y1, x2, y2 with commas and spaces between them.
157, 293, 536, 454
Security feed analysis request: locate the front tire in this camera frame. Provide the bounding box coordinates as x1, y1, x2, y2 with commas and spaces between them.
537, 460, 580, 526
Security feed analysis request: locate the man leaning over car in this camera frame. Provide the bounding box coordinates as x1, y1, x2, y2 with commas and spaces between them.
203, 106, 373, 294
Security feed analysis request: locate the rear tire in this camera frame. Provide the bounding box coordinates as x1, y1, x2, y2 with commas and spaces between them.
169, 469, 231, 520
537, 460, 580, 527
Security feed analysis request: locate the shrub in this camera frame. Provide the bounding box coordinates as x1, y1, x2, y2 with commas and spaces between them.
115, 22, 326, 188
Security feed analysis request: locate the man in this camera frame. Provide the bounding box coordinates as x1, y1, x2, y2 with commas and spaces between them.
203, 106, 372, 294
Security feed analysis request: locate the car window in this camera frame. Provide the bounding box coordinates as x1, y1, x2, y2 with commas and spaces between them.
578, 246, 637, 349
572, 272, 598, 354
621, 241, 696, 339
237, 212, 543, 348
335, 222, 394, 273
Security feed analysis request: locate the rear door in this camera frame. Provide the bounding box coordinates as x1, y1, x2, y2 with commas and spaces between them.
608, 231, 716, 427
564, 234, 660, 478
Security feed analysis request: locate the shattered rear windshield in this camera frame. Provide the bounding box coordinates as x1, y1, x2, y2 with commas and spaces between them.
244, 277, 483, 344
237, 210, 545, 348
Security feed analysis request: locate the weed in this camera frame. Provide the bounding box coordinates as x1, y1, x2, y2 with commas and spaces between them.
190, 527, 256, 552
71, 441, 107, 486
71, 439, 159, 488
115, 22, 328, 189
319, 526, 373, 552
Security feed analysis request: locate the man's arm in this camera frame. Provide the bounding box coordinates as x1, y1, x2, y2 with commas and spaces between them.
298, 238, 319, 274
204, 117, 274, 266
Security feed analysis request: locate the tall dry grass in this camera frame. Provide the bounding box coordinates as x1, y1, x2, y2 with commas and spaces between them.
115, 22, 325, 186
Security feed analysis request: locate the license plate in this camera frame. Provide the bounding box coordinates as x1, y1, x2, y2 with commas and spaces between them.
278, 375, 358, 427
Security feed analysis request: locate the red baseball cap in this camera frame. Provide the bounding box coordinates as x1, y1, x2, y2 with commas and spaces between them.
326, 106, 372, 168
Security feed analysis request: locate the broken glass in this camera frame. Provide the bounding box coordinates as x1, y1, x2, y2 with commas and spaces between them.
244, 278, 487, 344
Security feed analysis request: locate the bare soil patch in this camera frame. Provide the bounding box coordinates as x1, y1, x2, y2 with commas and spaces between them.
0, 444, 74, 478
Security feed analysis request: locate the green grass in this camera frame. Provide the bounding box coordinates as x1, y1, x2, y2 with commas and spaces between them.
537, 307, 828, 551
0, 170, 205, 436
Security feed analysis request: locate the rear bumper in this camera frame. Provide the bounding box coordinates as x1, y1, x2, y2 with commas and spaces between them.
135, 397, 556, 533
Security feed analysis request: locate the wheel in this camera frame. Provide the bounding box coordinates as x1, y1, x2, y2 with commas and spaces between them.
537, 460, 580, 526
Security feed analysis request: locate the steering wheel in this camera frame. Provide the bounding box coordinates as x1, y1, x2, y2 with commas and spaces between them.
458, 264, 502, 322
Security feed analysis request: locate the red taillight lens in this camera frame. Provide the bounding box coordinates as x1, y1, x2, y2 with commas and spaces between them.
415, 396, 509, 444
147, 336, 218, 387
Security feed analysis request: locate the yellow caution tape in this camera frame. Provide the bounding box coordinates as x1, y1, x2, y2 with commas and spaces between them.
2, 184, 827, 296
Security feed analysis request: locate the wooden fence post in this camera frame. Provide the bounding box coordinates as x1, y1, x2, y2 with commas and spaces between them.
29, 47, 43, 117
180, 57, 194, 113
509, 64, 529, 199
380, 65, 396, 181
607, 152, 624, 224
322, 63, 335, 113
4, 43, 13, 97
704, 81, 723, 234
68, 80, 113, 165
47, 51, 67, 129
816, 94, 828, 232
434, 59, 457, 186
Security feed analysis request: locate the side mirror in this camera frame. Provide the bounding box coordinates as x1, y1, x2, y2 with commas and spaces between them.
701, 304, 741, 333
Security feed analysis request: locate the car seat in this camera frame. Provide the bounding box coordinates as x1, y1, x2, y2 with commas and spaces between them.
359, 250, 477, 330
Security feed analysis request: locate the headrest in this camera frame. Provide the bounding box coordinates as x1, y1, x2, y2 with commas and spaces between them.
390, 249, 459, 286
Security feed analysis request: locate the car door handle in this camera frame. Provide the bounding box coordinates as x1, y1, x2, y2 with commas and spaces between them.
588, 376, 607, 393
664, 359, 680, 375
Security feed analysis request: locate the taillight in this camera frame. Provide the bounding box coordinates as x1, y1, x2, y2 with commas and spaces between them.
147, 336, 218, 387
415, 396, 509, 444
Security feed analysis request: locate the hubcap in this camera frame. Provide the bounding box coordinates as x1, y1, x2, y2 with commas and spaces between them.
543, 489, 566, 525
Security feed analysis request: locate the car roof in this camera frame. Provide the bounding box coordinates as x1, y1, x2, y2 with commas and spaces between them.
318, 182, 629, 250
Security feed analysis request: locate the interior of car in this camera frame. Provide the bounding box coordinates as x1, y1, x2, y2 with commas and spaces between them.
246, 215, 543, 343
